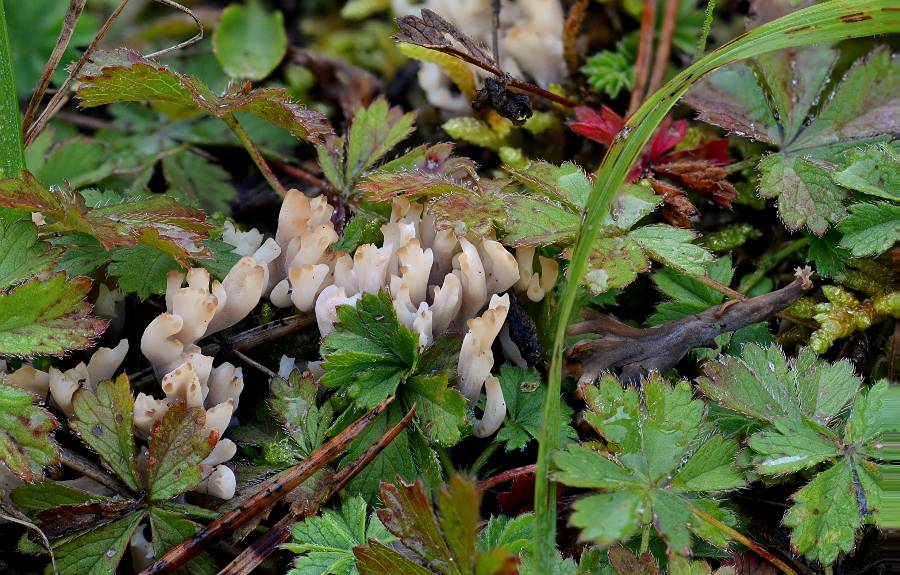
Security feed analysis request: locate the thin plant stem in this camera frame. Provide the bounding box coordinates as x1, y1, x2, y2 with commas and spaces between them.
469, 440, 501, 475
225, 115, 288, 197
639, 525, 650, 554
478, 464, 536, 491
647, 0, 679, 96
739, 237, 811, 293
695, 0, 717, 60
627, 0, 657, 116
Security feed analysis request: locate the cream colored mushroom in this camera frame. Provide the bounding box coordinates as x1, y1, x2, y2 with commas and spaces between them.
457, 293, 509, 401
479, 239, 519, 296
515, 247, 558, 302
453, 237, 487, 322
353, 244, 390, 295
2, 365, 50, 396
205, 256, 267, 334
85, 339, 129, 383
207, 363, 244, 410
430, 272, 462, 336
397, 239, 434, 306
315, 285, 362, 336
472, 375, 507, 437
129, 525, 156, 572
134, 393, 169, 438
288, 263, 331, 312
222, 220, 264, 256
194, 464, 236, 499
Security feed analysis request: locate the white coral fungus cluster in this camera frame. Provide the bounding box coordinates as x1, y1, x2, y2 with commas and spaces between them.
224, 190, 554, 438
391, 0, 567, 112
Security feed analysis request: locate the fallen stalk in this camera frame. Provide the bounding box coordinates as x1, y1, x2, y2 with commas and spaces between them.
139, 396, 395, 575
217, 403, 417, 575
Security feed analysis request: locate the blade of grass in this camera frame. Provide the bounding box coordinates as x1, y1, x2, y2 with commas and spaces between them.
532, 2, 900, 570
0, 0, 24, 179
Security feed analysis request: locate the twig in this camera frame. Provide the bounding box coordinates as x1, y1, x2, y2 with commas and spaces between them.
563, 0, 590, 76
217, 403, 417, 575
684, 499, 798, 575
54, 111, 114, 131
22, 0, 88, 132
271, 160, 331, 190
59, 446, 131, 497
224, 115, 287, 197
140, 396, 395, 575
142, 0, 203, 59
478, 464, 536, 491
627, 0, 657, 116
567, 267, 814, 385
231, 350, 276, 379
24, 0, 131, 147
647, 0, 679, 96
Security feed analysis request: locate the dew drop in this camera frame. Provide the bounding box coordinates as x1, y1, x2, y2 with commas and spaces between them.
105, 548, 116, 558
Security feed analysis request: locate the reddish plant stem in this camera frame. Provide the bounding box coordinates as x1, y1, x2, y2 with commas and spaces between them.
217, 403, 417, 575
563, 0, 590, 76
478, 464, 536, 491
271, 160, 331, 190
627, 0, 657, 116
647, 0, 679, 96
139, 396, 395, 575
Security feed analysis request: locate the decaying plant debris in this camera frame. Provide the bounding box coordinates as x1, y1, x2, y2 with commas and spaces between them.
0, 1, 896, 575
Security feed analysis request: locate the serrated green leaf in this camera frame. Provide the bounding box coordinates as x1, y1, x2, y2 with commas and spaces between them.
334, 214, 385, 254
649, 257, 732, 325
0, 219, 57, 288
162, 149, 235, 213
354, 540, 435, 575
476, 514, 533, 555
496, 365, 576, 451
11, 481, 102, 512
149, 507, 217, 575
404, 374, 466, 446
504, 195, 580, 247
805, 230, 848, 279
376, 479, 455, 573
505, 161, 592, 210
108, 243, 182, 300
844, 380, 888, 449
583, 49, 634, 99
671, 435, 745, 492
71, 374, 141, 492
285, 496, 393, 575
569, 492, 642, 546
749, 418, 839, 475
193, 239, 241, 282
0, 274, 106, 357
34, 137, 115, 189
51, 510, 144, 575
836, 202, 900, 258
213, 0, 286, 81
0, 383, 59, 481
832, 141, 899, 200
147, 404, 215, 501
52, 233, 111, 277
630, 225, 715, 277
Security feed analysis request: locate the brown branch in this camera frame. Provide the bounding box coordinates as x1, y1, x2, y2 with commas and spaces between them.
271, 160, 331, 191
22, 0, 88, 132
59, 446, 131, 497
217, 403, 417, 575
646, 0, 679, 96
230, 350, 276, 379
140, 396, 395, 575
563, 0, 590, 76
567, 267, 814, 386
479, 464, 536, 491
627, 0, 657, 116
24, 0, 131, 147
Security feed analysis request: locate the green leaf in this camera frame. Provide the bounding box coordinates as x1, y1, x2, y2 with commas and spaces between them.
583, 49, 634, 99
321, 292, 420, 408
147, 404, 216, 501
108, 243, 182, 300
554, 374, 743, 554
687, 46, 898, 234
376, 479, 455, 573
836, 202, 900, 258
495, 365, 576, 451
0, 383, 59, 481
213, 0, 287, 81
805, 231, 848, 279
629, 225, 715, 277
404, 374, 466, 446
354, 540, 435, 575
748, 418, 839, 475
33, 137, 115, 189
844, 380, 888, 447
437, 475, 481, 575
51, 510, 145, 575
75, 48, 330, 144
505, 161, 592, 211
334, 214, 385, 254
285, 496, 393, 575
649, 257, 732, 325
697, 344, 860, 425
162, 149, 235, 213
476, 514, 533, 555
51, 234, 110, 278
832, 141, 899, 200
11, 481, 102, 512
0, 273, 106, 357
0, 219, 57, 288
193, 239, 242, 282
149, 508, 217, 575
70, 374, 142, 492
269, 370, 334, 457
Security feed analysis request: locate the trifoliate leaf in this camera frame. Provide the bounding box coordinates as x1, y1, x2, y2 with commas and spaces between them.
75, 48, 330, 143
108, 243, 182, 300
147, 404, 216, 501
213, 0, 287, 81
321, 292, 420, 408
836, 202, 900, 258
51, 509, 145, 575
496, 365, 576, 451
284, 496, 393, 575
0, 274, 106, 357
0, 383, 59, 481
831, 141, 899, 200
686, 46, 898, 234
162, 149, 235, 213
0, 219, 58, 288
747, 418, 839, 475
70, 374, 141, 492
554, 374, 744, 555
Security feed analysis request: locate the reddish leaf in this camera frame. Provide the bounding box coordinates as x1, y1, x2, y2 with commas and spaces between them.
36, 497, 140, 540
608, 546, 661, 575
568, 105, 622, 146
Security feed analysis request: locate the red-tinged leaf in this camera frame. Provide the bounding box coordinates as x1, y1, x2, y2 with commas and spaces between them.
428, 191, 507, 237
436, 475, 481, 575
725, 551, 777, 575
376, 478, 456, 573
0, 170, 62, 213
497, 474, 536, 515
147, 404, 217, 501
359, 170, 473, 203
608, 546, 661, 575
76, 48, 332, 144
647, 118, 687, 163
568, 105, 622, 146
0, 383, 59, 482
35, 497, 140, 540
652, 160, 738, 207
378, 142, 478, 180
354, 540, 435, 575
0, 274, 106, 357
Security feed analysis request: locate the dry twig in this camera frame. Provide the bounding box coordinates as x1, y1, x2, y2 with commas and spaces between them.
627, 0, 657, 116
